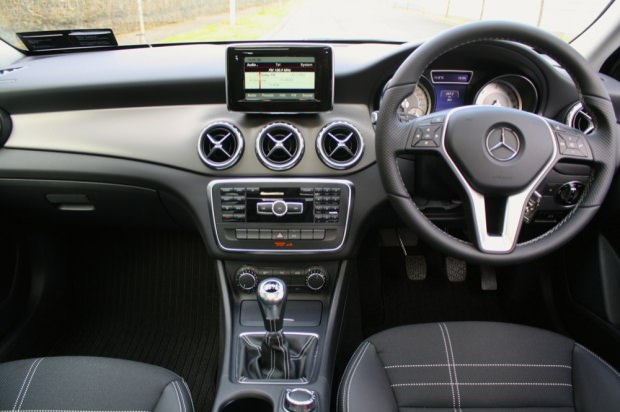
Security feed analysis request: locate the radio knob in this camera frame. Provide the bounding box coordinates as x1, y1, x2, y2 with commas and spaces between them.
272, 200, 288, 217
305, 267, 328, 292
235, 266, 258, 292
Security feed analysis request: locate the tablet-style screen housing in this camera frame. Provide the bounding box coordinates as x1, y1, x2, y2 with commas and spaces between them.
226, 45, 333, 113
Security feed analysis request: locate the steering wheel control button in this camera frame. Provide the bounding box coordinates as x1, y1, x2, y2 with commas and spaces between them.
272, 200, 288, 216
556, 132, 590, 158
284, 388, 317, 412
486, 127, 520, 161
415, 139, 438, 147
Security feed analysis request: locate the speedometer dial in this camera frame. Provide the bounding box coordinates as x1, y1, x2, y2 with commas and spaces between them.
398, 84, 431, 120
474, 80, 522, 109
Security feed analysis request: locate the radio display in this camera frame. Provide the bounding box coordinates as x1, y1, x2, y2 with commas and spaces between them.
227, 45, 333, 112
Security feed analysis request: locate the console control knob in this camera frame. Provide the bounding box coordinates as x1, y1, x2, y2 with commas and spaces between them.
305, 267, 328, 292
272, 200, 288, 217
235, 266, 258, 292
284, 388, 317, 412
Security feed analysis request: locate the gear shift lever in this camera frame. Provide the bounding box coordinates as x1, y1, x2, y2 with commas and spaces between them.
257, 278, 287, 333
240, 276, 318, 380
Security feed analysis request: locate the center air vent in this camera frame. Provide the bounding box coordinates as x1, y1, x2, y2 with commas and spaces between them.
256, 122, 304, 171
198, 121, 244, 170
317, 121, 364, 170
566, 102, 595, 135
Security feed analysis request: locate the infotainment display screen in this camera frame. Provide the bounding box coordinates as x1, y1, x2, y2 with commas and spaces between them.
227, 45, 333, 113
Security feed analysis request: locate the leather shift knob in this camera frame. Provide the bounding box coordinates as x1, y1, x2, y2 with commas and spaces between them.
257, 278, 287, 333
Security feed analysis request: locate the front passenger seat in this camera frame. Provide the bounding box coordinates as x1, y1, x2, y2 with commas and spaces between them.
338, 322, 620, 412
0, 356, 194, 412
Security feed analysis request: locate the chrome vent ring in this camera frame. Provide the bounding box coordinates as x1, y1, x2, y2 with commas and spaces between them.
317, 121, 364, 170
256, 122, 304, 171
566, 102, 595, 135
198, 121, 244, 170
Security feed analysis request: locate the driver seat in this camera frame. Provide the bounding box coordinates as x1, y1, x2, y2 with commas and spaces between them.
338, 322, 620, 412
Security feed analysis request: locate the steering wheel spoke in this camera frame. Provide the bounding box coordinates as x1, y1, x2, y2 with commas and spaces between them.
467, 187, 538, 253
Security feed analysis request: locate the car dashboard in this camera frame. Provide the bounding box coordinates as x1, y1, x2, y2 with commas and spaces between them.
1, 38, 620, 412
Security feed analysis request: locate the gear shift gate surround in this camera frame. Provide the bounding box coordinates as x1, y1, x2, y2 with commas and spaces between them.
237, 332, 319, 382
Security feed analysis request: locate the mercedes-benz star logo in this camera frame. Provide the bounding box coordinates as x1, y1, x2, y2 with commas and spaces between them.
486, 127, 520, 161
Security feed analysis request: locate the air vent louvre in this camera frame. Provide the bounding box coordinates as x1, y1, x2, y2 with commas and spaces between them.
256, 122, 304, 171
317, 121, 364, 170
198, 122, 244, 170
566, 102, 595, 135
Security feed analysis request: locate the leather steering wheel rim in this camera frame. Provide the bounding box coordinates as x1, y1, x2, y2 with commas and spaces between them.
376, 21, 618, 265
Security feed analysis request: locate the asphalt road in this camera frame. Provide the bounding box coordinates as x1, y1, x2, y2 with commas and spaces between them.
263, 0, 451, 42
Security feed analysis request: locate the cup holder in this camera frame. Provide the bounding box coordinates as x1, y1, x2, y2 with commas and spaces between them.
220, 397, 272, 412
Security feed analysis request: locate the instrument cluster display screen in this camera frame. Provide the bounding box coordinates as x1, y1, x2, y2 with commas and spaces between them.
227, 45, 333, 113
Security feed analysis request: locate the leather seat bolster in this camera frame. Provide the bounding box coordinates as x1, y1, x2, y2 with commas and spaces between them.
573, 343, 620, 412
0, 356, 192, 412
337, 341, 398, 412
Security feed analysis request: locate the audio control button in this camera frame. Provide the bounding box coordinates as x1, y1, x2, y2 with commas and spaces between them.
287, 202, 304, 214
272, 200, 288, 216
257, 202, 273, 214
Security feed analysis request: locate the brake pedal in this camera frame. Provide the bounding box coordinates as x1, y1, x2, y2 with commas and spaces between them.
405, 255, 427, 281
445, 257, 467, 282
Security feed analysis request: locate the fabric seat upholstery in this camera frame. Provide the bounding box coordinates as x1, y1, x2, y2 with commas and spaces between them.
0, 356, 194, 412
338, 322, 620, 412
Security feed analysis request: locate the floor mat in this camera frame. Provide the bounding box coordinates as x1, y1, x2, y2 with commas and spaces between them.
49, 231, 218, 412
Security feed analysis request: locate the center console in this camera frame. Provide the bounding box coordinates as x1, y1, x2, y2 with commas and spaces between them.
209, 178, 354, 412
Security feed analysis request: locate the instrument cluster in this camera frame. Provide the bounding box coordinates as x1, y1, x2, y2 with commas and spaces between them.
396, 70, 539, 121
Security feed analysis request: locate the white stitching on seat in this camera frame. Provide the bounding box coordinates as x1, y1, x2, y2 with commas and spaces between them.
384, 363, 572, 369
12, 358, 42, 411
438, 324, 456, 412
391, 382, 573, 388
442, 323, 462, 412
575, 343, 620, 379
16, 358, 44, 412
345, 342, 371, 412
171, 381, 183, 412
181, 380, 195, 412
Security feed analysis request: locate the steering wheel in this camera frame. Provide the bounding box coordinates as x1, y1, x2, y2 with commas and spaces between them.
376, 21, 618, 265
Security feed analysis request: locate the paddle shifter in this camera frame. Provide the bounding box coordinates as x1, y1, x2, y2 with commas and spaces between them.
257, 278, 287, 333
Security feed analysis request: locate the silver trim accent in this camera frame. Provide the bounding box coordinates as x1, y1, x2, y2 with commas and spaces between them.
316, 121, 365, 170
256, 122, 305, 171
207, 178, 353, 253
440, 107, 558, 253
566, 102, 595, 134
486, 127, 520, 161
474, 75, 539, 112
197, 121, 244, 170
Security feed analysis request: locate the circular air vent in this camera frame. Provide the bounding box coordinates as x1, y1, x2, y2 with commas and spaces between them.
566, 102, 595, 135
256, 122, 304, 171
316, 121, 364, 170
198, 121, 244, 170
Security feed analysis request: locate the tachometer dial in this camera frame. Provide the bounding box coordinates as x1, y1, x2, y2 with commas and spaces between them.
474, 80, 522, 110
398, 84, 431, 120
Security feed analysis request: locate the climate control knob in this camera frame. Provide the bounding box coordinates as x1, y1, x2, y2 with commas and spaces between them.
305, 267, 328, 292
235, 266, 258, 292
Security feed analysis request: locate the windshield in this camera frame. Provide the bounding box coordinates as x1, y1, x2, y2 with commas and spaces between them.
0, 0, 613, 50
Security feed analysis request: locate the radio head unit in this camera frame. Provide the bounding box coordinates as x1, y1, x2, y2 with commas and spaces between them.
208, 179, 352, 252
226, 45, 333, 113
